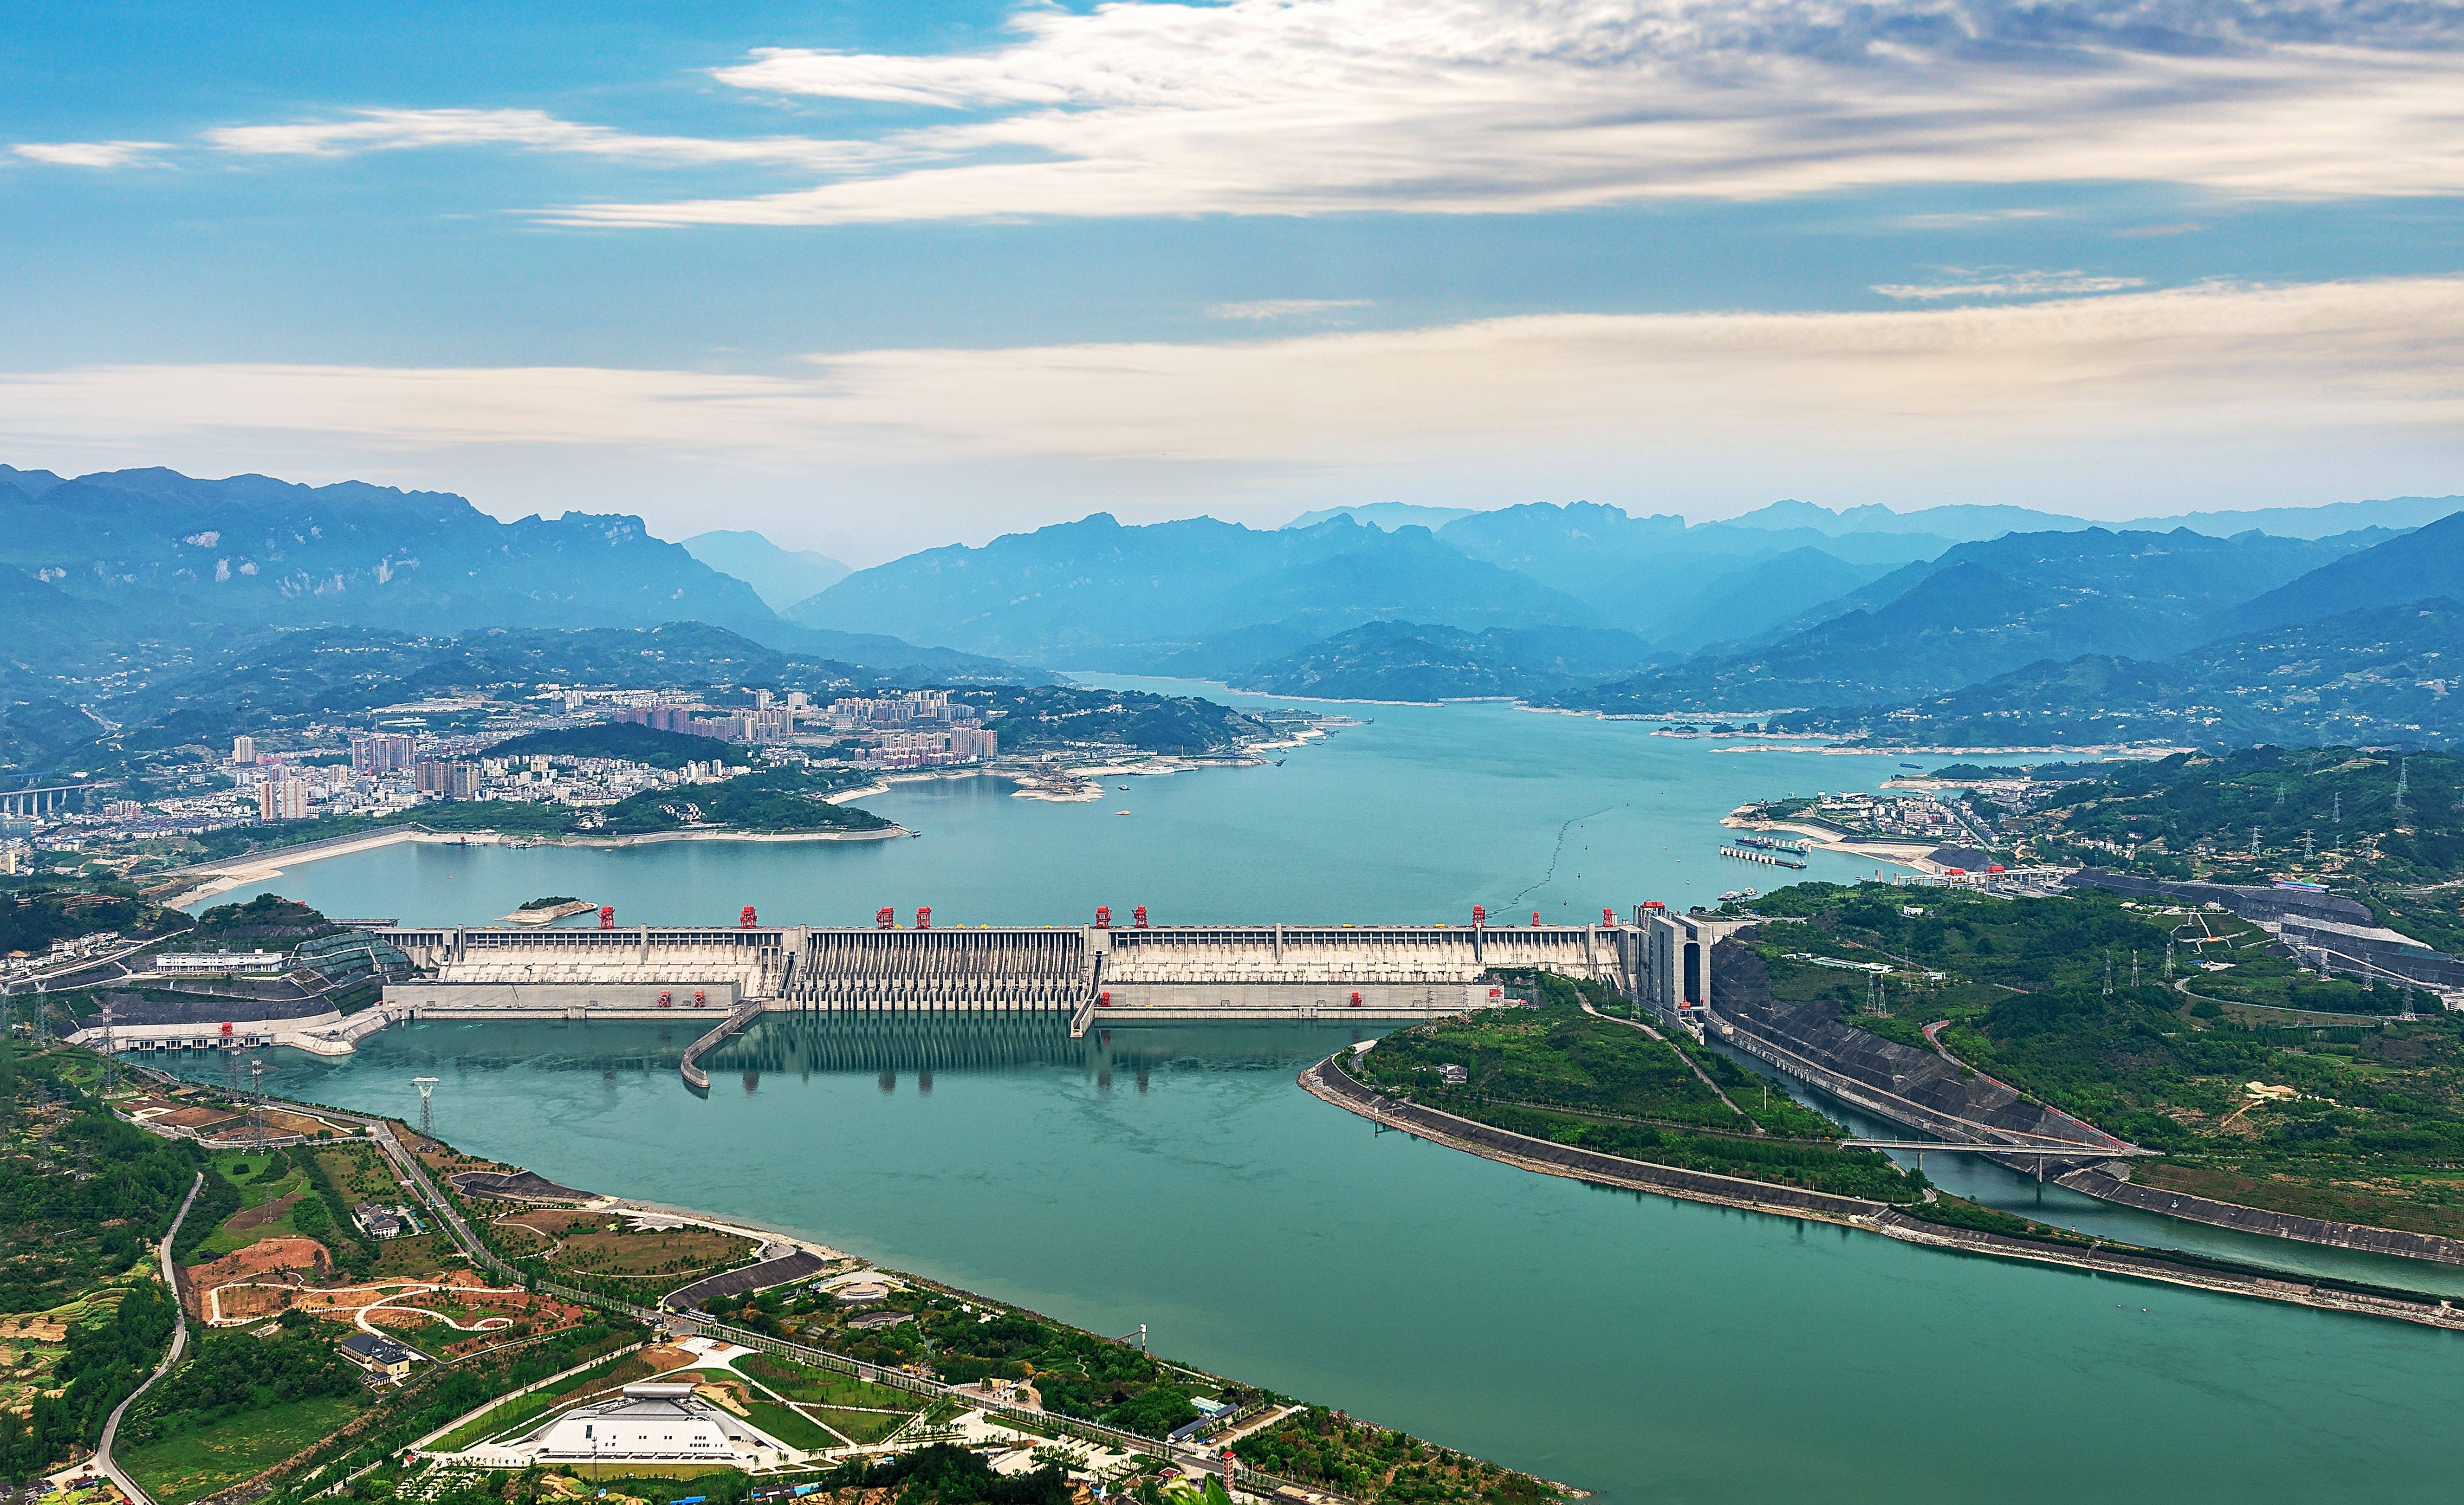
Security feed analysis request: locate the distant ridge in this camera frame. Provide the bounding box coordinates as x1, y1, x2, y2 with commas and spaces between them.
1285, 502, 1482, 531
684, 529, 850, 613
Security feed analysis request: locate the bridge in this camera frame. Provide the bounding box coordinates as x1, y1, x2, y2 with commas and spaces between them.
0, 781, 92, 817
1840, 1140, 2161, 1158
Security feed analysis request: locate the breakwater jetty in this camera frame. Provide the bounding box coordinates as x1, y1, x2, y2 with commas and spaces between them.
1299, 1053, 2464, 1332
1720, 846, 1807, 869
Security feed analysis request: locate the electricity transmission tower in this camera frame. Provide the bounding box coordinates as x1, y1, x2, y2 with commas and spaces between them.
413, 1077, 440, 1135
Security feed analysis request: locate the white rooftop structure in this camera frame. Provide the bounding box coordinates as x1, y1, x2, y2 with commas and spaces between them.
460, 1382, 794, 1471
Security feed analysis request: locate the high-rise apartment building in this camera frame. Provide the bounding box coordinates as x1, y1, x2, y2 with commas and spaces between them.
415, 760, 479, 799
350, 733, 416, 775
258, 778, 309, 821
231, 735, 258, 765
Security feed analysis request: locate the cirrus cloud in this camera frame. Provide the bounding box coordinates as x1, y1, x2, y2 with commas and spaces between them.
12, 140, 170, 169
540, 0, 2464, 225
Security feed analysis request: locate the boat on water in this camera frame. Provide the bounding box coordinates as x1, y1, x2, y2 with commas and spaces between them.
1900, 762, 1922, 769
1720, 888, 1759, 902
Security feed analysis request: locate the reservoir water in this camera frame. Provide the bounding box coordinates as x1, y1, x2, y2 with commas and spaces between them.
179, 686, 2464, 1503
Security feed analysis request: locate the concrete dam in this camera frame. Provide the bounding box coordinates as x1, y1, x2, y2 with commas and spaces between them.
378, 917, 1635, 1026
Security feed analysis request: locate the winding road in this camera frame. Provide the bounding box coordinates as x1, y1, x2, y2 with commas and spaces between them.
91, 1172, 203, 1505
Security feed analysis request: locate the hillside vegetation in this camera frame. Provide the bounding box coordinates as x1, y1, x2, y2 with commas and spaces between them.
1740, 883, 2464, 1237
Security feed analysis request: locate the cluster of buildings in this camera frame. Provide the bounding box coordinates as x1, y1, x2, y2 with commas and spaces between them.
614, 698, 799, 745
820, 690, 998, 770
1809, 791, 1962, 838
13, 681, 1014, 857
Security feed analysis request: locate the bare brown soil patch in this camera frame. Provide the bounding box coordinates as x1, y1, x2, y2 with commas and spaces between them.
154, 1106, 240, 1129
223, 1191, 306, 1236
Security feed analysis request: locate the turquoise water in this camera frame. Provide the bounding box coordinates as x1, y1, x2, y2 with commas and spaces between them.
194, 686, 1944, 928
176, 691, 2464, 1501
170, 1016, 2464, 1505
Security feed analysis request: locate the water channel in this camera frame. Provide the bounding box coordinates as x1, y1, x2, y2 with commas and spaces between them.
174, 686, 2464, 1503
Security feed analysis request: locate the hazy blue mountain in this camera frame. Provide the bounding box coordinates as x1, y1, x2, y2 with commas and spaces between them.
1718, 493, 2464, 545
789, 512, 1596, 665
681, 529, 851, 611
2131, 496, 2464, 541
1648, 547, 1901, 653
1804, 599, 2464, 747
1431, 502, 1944, 640
0, 466, 785, 639
2209, 509, 2464, 636
0, 465, 67, 499
1284, 502, 1483, 531
1560, 527, 2389, 712
1723, 499, 2088, 541
1231, 620, 1660, 701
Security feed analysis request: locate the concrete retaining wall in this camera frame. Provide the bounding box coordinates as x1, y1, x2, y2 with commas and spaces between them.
2059, 1168, 2464, 1266
384, 981, 739, 1016
1096, 981, 1491, 1018
1310, 1055, 1887, 1221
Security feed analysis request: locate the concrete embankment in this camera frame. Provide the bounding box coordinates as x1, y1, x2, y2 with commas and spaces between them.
1302, 1055, 1888, 1223
2057, 1168, 2464, 1267
1302, 1055, 2464, 1332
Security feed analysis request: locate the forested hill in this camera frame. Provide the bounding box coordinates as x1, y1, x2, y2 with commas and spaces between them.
1785, 599, 2464, 747
1962, 746, 2464, 950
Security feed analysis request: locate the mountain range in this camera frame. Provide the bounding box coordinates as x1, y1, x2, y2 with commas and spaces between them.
14, 460, 2464, 766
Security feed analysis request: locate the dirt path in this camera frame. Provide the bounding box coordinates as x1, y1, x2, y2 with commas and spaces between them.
1579, 999, 1762, 1131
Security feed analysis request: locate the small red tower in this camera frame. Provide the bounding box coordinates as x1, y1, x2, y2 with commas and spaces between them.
1133, 905, 1148, 928
1094, 905, 1112, 929
598, 905, 615, 930
916, 907, 932, 930
876, 906, 895, 929
739, 905, 759, 929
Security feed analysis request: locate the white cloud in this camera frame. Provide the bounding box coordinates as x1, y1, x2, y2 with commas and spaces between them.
1, 276, 2459, 557
1206, 299, 1374, 320
12, 141, 169, 169
535, 0, 2464, 225
202, 108, 893, 171
1871, 269, 2148, 300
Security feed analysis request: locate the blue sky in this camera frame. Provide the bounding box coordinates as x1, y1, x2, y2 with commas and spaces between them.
5, 0, 2462, 562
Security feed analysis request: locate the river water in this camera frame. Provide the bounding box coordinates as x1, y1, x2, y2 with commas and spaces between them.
175, 687, 2464, 1503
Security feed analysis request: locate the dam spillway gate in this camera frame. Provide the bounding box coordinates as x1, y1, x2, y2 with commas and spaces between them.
377, 919, 1639, 1031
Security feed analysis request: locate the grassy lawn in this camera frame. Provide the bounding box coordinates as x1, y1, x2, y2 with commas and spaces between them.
743, 1398, 836, 1451
435, 1389, 559, 1451
811, 1406, 909, 1444
206, 1150, 306, 1210
370, 1233, 454, 1280
738, 1354, 922, 1411
192, 1192, 313, 1258
122, 1394, 363, 1505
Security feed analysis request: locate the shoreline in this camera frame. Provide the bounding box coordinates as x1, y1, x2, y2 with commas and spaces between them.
162, 823, 917, 906
1719, 811, 1942, 872
1299, 1056, 2464, 1333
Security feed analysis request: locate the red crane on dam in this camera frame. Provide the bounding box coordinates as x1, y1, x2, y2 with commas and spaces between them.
1095, 905, 1112, 929
876, 906, 895, 929
916, 907, 932, 930
598, 905, 615, 929
739, 905, 758, 928
1133, 905, 1149, 928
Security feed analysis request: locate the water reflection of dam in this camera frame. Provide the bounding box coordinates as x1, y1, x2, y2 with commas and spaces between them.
702, 1012, 1380, 1078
